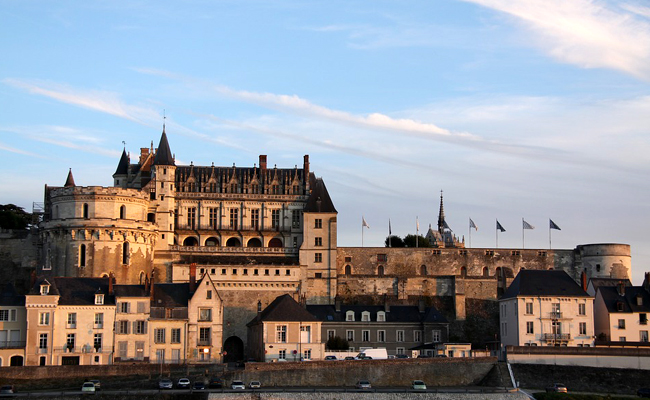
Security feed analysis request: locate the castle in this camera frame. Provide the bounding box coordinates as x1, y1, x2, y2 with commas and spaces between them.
35, 128, 632, 356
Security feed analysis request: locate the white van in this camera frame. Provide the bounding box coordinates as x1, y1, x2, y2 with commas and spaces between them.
355, 348, 388, 360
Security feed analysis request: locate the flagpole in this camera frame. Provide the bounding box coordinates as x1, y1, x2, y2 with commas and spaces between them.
416, 216, 419, 248
549, 222, 552, 250
522, 218, 525, 249
495, 219, 498, 248
469, 218, 472, 248
362, 218, 364, 248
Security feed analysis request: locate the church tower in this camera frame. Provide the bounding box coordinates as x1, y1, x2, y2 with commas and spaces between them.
152, 126, 176, 250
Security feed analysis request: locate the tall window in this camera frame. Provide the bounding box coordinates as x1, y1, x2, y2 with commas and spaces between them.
134, 320, 147, 335
314, 218, 322, 229
579, 322, 587, 335
292, 211, 300, 228
315, 253, 322, 263
251, 209, 259, 230
79, 244, 86, 268
396, 330, 404, 342
272, 210, 280, 229
276, 325, 287, 343
118, 320, 129, 334
66, 333, 75, 350
187, 207, 196, 229
414, 330, 422, 342
39, 333, 48, 349
122, 242, 129, 265
618, 319, 626, 329
155, 328, 166, 343
39, 312, 50, 326
278, 349, 286, 360
209, 208, 218, 229
526, 321, 534, 334
432, 330, 441, 342
377, 330, 386, 342
199, 328, 210, 345
641, 331, 649, 342
93, 333, 102, 350
119, 205, 126, 219
303, 349, 312, 360
82, 203, 89, 219
94, 313, 103, 329
315, 237, 322, 246
362, 330, 370, 341
230, 208, 239, 229
120, 302, 130, 313
171, 328, 181, 344
346, 330, 354, 341
526, 303, 533, 315
67, 313, 77, 328
199, 308, 212, 321
578, 303, 586, 315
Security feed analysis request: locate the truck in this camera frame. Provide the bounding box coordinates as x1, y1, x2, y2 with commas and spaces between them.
355, 348, 388, 360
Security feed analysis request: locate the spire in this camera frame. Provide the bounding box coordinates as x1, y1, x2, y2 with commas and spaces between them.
114, 148, 129, 175
153, 126, 175, 166
64, 168, 76, 187
437, 190, 445, 233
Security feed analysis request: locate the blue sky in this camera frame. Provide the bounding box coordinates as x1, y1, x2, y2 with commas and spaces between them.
2, 0, 650, 284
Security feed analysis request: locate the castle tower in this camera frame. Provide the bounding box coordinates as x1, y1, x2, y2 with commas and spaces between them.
113, 148, 130, 188
151, 126, 176, 251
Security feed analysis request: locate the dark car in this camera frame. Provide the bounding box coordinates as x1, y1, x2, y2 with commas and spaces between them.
395, 354, 409, 359
638, 388, 650, 398
192, 381, 205, 391
209, 377, 223, 388
324, 355, 337, 360
344, 356, 355, 361
0, 385, 16, 394
546, 383, 568, 393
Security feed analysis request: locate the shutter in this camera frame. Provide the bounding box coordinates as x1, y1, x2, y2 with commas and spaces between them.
144, 320, 148, 334
133, 321, 138, 334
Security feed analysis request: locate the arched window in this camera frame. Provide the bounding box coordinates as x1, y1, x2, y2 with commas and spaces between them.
82, 203, 89, 219
268, 238, 283, 248
183, 237, 198, 247
361, 311, 371, 322
79, 244, 86, 268
122, 242, 129, 265
482, 267, 489, 277
247, 238, 262, 247
378, 265, 385, 276
119, 205, 126, 219
345, 265, 352, 275
225, 237, 241, 247
139, 271, 145, 285
460, 266, 467, 277
420, 265, 427, 276
346, 311, 355, 321
205, 237, 219, 247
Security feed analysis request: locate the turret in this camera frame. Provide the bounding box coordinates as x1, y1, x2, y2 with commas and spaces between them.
113, 148, 130, 188
152, 126, 177, 250
64, 169, 76, 187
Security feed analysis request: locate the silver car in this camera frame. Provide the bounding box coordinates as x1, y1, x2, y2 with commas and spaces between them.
355, 380, 371, 389
231, 380, 245, 390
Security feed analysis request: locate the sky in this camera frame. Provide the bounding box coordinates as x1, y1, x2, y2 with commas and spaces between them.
1, 0, 650, 284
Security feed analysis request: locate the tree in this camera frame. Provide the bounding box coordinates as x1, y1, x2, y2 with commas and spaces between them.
0, 204, 31, 230
384, 235, 405, 247
403, 234, 430, 248
326, 335, 349, 351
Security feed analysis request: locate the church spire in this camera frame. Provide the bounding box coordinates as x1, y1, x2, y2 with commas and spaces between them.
153, 125, 175, 166
64, 168, 76, 187
437, 190, 445, 233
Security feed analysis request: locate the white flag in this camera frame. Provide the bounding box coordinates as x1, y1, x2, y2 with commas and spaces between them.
362, 217, 370, 229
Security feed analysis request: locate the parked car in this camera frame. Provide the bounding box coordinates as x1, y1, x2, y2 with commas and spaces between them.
158, 378, 173, 390
0, 385, 16, 394
231, 380, 246, 390
209, 377, 223, 388
249, 381, 262, 389
546, 383, 568, 393
324, 355, 337, 360
412, 380, 427, 390
355, 380, 372, 389
638, 388, 650, 398
395, 354, 409, 359
81, 382, 96, 393
344, 356, 355, 360
177, 378, 190, 389
90, 380, 101, 391
192, 381, 205, 390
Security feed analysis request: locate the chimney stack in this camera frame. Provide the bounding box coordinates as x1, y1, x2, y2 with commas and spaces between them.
108, 272, 115, 296
581, 271, 587, 292
259, 155, 267, 171
303, 155, 310, 179
418, 298, 425, 313
257, 300, 262, 314
384, 294, 390, 313
189, 263, 197, 294
335, 296, 342, 313
617, 281, 626, 296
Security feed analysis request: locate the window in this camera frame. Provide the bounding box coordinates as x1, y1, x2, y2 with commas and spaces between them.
377, 265, 384, 276
377, 312, 386, 322
83, 203, 89, 219
421, 265, 427, 275
396, 330, 404, 342
199, 328, 210, 345
39, 333, 48, 349
118, 341, 127, 359
209, 208, 218, 229
95, 294, 104, 305
64, 312, 76, 328
119, 205, 126, 219
154, 328, 166, 343
617, 302, 624, 312
292, 212, 300, 228
66, 333, 75, 350
279, 349, 286, 360
641, 314, 648, 325
346, 311, 355, 321
361, 311, 370, 322
315, 253, 322, 263
346, 330, 354, 341
619, 337, 626, 342
525, 302, 533, 315
206, 290, 212, 300
551, 303, 560, 318
79, 244, 86, 268
578, 303, 586, 316
251, 209, 259, 230
326, 330, 336, 340
94, 313, 103, 329
432, 330, 441, 342
117, 320, 129, 334
579, 322, 587, 335
315, 273, 322, 278
40, 284, 49, 295
526, 321, 534, 334
122, 242, 129, 265
377, 254, 387, 262
315, 237, 322, 246
345, 265, 352, 275
618, 319, 626, 329
272, 210, 280, 229
187, 207, 196, 229
120, 302, 130, 314
377, 330, 386, 342
314, 219, 322, 229
396, 347, 405, 355
230, 208, 239, 229
362, 330, 370, 342
134, 320, 147, 335
276, 325, 287, 343
641, 331, 648, 342
93, 333, 102, 350
39, 312, 50, 326
303, 349, 312, 360
414, 330, 422, 342
199, 308, 212, 321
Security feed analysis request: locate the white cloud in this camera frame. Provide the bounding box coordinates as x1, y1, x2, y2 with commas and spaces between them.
462, 0, 650, 80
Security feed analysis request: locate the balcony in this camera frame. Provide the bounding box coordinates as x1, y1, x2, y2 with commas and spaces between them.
197, 340, 211, 346
544, 312, 565, 320
0, 341, 25, 349
169, 245, 298, 256
542, 333, 571, 341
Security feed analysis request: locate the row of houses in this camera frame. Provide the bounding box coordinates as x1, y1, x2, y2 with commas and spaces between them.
499, 270, 650, 348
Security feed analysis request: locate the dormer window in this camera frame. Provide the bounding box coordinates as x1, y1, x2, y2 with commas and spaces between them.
95, 294, 104, 305
40, 285, 50, 295
377, 311, 386, 322
637, 296, 643, 306
616, 301, 624, 312
361, 311, 370, 322
345, 311, 355, 321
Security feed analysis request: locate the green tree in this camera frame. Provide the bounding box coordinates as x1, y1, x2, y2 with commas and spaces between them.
384, 235, 405, 247
325, 336, 349, 351
0, 204, 31, 230
403, 234, 430, 247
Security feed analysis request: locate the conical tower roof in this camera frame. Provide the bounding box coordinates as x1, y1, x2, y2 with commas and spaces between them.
153, 126, 175, 166
64, 169, 76, 187
114, 148, 129, 175
437, 190, 446, 233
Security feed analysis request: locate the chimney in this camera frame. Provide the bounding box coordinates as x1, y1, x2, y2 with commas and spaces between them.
334, 296, 342, 313
257, 300, 262, 314
259, 155, 267, 171
617, 281, 625, 296
303, 155, 310, 178
581, 271, 587, 292
139, 148, 149, 165
643, 272, 650, 293
189, 263, 197, 294
108, 272, 114, 296
384, 294, 390, 313
418, 298, 425, 313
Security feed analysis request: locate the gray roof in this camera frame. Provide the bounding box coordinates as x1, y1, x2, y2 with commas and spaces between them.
114, 149, 130, 175
501, 270, 590, 299
248, 294, 317, 326
153, 128, 175, 166
304, 175, 336, 213
598, 286, 650, 313
29, 277, 116, 306
114, 284, 148, 297
0, 283, 24, 306
306, 304, 448, 324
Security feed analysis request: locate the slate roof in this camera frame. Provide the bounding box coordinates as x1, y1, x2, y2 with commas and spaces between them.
113, 284, 148, 297
501, 270, 590, 299
304, 175, 337, 213
590, 278, 632, 291
247, 294, 317, 326
29, 277, 116, 306
306, 304, 448, 324
153, 128, 175, 166
114, 149, 130, 175
64, 169, 76, 187
598, 286, 650, 313
152, 283, 190, 307
28, 277, 59, 295
0, 283, 25, 306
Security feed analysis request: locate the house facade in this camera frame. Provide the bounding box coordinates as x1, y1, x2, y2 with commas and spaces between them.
594, 279, 650, 343
0, 283, 26, 367
499, 270, 594, 347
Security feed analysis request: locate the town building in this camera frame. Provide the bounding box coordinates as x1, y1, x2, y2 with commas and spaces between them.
499, 270, 595, 347
593, 276, 650, 343
0, 283, 26, 367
